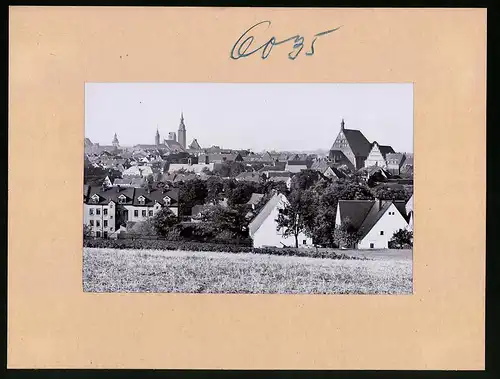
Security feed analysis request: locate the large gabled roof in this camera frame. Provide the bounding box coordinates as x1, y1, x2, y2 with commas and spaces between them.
248, 193, 286, 236
337, 128, 372, 157
337, 200, 375, 229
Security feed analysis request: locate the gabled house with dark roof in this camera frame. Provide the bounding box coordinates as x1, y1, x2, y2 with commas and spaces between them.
123, 187, 180, 222
386, 153, 407, 175
248, 192, 312, 248
364, 142, 395, 168
335, 199, 410, 249
329, 119, 372, 170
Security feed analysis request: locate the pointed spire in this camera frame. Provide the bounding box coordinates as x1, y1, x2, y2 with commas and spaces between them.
340, 118, 345, 131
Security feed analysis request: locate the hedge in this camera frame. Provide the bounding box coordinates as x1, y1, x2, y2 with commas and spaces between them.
83, 238, 365, 260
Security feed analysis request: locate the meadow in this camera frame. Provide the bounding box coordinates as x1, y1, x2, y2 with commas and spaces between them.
83, 247, 412, 294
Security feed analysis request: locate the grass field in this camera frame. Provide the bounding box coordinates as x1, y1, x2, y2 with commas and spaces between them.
83, 248, 412, 294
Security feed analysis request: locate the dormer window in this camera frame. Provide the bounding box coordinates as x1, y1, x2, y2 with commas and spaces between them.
90, 194, 100, 204
118, 194, 127, 204
137, 195, 146, 205
163, 196, 171, 205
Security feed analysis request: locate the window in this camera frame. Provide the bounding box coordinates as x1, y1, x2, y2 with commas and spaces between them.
96, 231, 101, 238
370, 243, 374, 248
110, 227, 113, 231
109, 203, 113, 208
302, 240, 307, 245
96, 220, 100, 227
134, 210, 138, 217
104, 220, 108, 227
118, 195, 126, 204
103, 209, 108, 216
89, 220, 94, 226
380, 231, 384, 235
110, 215, 113, 219
142, 210, 147, 217
103, 231, 108, 239
89, 208, 94, 215
148, 210, 153, 217
96, 208, 101, 215
138, 196, 146, 205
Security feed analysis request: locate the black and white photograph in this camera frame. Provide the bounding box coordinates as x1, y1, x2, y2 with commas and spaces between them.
83, 83, 414, 294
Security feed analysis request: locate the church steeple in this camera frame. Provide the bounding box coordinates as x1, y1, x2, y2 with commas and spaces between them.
155, 127, 160, 145
112, 133, 120, 147
178, 112, 187, 149
340, 118, 345, 131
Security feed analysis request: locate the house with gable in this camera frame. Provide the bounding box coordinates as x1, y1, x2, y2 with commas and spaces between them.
248, 192, 313, 248
124, 187, 180, 222
364, 141, 395, 168
386, 153, 407, 175
335, 198, 410, 249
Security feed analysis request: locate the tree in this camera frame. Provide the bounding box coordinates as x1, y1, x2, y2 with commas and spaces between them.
310, 180, 373, 247
151, 207, 178, 236
178, 178, 208, 217
275, 190, 315, 248
333, 219, 361, 248
371, 184, 410, 201
205, 176, 224, 203
129, 219, 157, 236
227, 181, 260, 206
388, 229, 413, 248
201, 204, 249, 239
289, 169, 321, 192
83, 224, 92, 238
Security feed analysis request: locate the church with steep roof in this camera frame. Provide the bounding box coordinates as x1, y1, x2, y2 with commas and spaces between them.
329, 119, 372, 170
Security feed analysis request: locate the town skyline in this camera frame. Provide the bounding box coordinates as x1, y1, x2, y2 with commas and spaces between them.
85, 83, 413, 153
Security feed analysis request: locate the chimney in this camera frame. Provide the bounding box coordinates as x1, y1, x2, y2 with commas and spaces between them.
116, 185, 121, 192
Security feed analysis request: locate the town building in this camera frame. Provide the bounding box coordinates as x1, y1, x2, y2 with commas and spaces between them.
386, 153, 407, 175
335, 199, 410, 249
83, 185, 179, 238
329, 119, 372, 170
248, 192, 313, 248
364, 141, 395, 168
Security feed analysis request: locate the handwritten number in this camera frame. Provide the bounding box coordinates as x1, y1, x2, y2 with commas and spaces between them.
231, 21, 341, 60
288, 36, 304, 60
306, 37, 317, 56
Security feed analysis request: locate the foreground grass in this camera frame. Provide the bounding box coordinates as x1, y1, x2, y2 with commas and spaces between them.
83, 248, 412, 294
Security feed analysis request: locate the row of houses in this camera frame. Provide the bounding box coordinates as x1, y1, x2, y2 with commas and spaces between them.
249, 193, 414, 249
83, 185, 179, 238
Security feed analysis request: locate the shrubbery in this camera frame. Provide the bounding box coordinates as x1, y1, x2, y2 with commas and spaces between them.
82, 238, 364, 260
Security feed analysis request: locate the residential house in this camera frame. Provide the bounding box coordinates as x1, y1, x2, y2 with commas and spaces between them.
335, 199, 410, 249
285, 160, 310, 173
386, 153, 407, 175
248, 192, 313, 248
122, 165, 154, 178
364, 142, 395, 168
198, 152, 243, 164
168, 163, 214, 174
113, 178, 145, 188
123, 187, 180, 222
235, 172, 263, 183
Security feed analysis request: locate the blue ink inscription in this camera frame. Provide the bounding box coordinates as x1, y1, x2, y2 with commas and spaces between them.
230, 21, 342, 60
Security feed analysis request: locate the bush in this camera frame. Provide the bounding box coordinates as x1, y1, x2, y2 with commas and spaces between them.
82, 238, 365, 260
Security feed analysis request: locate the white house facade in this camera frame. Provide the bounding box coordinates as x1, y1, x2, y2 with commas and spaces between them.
249, 193, 313, 248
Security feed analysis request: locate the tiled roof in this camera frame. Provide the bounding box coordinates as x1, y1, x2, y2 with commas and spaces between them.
246, 193, 265, 205
337, 200, 375, 229
335, 129, 372, 157
248, 193, 285, 236
267, 171, 291, 178
386, 153, 405, 164
378, 145, 395, 158
132, 187, 179, 206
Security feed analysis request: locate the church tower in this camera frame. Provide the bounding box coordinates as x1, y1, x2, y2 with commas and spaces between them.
155, 127, 160, 146
178, 112, 187, 149
112, 133, 120, 147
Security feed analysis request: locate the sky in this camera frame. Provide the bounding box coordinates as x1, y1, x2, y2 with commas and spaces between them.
85, 83, 413, 153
